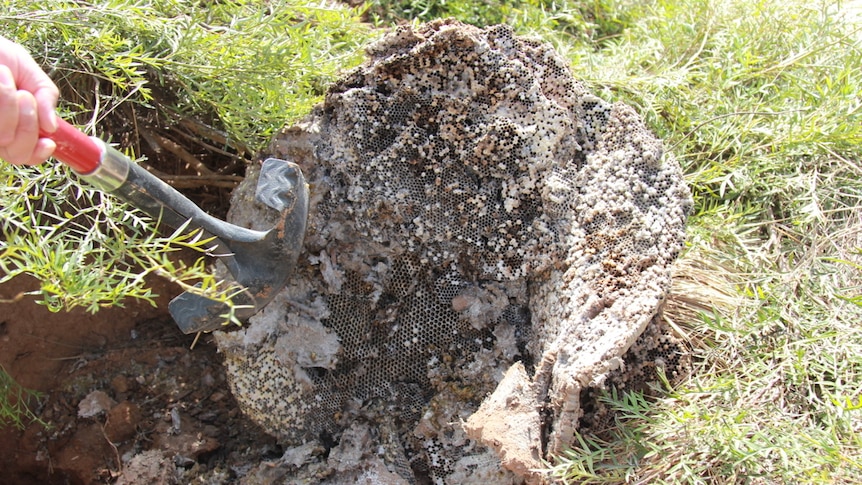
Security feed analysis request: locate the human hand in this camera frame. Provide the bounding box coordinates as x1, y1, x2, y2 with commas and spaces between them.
0, 36, 60, 165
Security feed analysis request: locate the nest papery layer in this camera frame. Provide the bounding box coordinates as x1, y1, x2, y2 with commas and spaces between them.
215, 20, 691, 484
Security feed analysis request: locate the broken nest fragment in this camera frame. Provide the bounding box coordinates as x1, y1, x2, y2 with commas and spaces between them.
214, 19, 691, 484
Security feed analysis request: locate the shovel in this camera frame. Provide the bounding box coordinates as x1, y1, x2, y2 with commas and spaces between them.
40, 117, 309, 334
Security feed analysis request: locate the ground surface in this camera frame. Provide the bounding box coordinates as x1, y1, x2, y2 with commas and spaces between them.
0, 274, 279, 485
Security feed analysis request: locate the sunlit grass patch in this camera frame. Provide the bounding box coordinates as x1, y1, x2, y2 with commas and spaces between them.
546, 0, 862, 481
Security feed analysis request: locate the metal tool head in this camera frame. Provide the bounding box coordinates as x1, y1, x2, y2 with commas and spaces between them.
169, 158, 309, 334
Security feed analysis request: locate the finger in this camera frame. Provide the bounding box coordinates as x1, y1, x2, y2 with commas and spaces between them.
2, 92, 39, 165
18, 64, 59, 135
0, 65, 17, 146
0, 37, 59, 134
33, 83, 59, 134
3, 137, 57, 166
29, 138, 56, 165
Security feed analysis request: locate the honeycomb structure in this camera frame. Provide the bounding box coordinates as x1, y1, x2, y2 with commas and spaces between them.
215, 20, 691, 484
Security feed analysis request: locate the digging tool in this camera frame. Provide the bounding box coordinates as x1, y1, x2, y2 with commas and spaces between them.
40, 117, 309, 334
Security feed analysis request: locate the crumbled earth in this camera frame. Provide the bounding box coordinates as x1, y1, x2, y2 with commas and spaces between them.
0, 275, 280, 485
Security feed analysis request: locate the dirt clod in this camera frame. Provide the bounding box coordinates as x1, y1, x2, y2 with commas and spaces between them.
105, 401, 142, 443
78, 390, 117, 419
115, 450, 178, 485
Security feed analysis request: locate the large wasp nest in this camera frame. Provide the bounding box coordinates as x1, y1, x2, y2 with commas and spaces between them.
215, 19, 691, 484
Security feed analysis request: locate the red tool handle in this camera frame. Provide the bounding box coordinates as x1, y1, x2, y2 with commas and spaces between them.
39, 117, 102, 174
